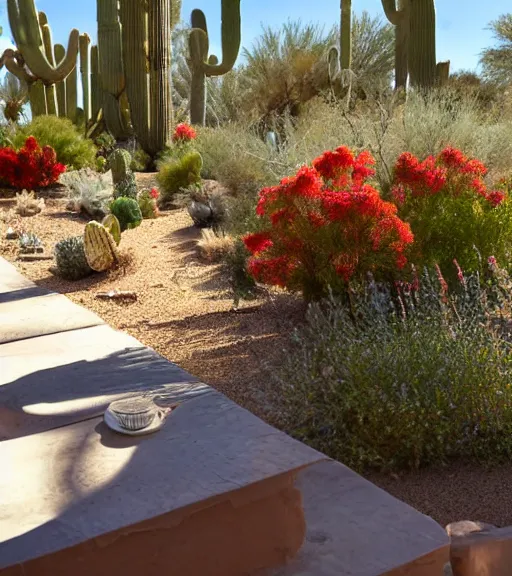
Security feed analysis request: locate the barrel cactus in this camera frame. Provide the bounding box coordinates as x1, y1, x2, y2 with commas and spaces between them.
110, 149, 138, 199
54, 235, 93, 280
110, 197, 143, 231
84, 220, 119, 272
102, 213, 122, 245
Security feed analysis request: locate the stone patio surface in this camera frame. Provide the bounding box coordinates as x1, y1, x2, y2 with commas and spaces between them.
0, 257, 450, 575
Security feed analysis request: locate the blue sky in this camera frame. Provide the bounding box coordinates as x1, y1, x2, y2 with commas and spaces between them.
0, 0, 509, 73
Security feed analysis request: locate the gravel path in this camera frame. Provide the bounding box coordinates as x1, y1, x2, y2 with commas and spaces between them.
2, 186, 512, 529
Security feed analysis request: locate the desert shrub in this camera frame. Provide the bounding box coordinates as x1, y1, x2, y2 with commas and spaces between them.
244, 146, 413, 301
54, 236, 93, 280
195, 125, 276, 194
94, 131, 116, 160
223, 237, 258, 306
130, 147, 151, 172
156, 151, 203, 206
0, 136, 65, 189
62, 169, 114, 219
11, 116, 96, 170
391, 147, 512, 274
277, 262, 512, 472
137, 188, 159, 219
197, 229, 235, 263
110, 197, 143, 231
113, 175, 138, 199
15, 189, 45, 216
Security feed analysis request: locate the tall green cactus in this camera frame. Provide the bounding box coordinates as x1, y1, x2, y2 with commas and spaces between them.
7, 0, 79, 84
90, 45, 101, 121
38, 12, 57, 115
340, 0, 352, 70
97, 0, 131, 139
381, 0, 409, 90
188, 0, 242, 126
408, 0, 436, 88
119, 0, 179, 157
80, 34, 91, 124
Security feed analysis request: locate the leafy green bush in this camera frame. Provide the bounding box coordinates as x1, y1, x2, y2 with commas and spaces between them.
277, 264, 512, 472
391, 147, 512, 275
11, 116, 96, 170
156, 151, 203, 206
223, 238, 258, 307
110, 197, 143, 231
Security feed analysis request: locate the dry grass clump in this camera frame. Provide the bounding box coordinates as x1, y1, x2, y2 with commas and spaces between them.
15, 190, 45, 217
196, 229, 235, 263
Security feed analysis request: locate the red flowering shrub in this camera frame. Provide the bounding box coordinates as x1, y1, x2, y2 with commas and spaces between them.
243, 146, 414, 300
172, 123, 197, 143
391, 147, 512, 274
0, 136, 66, 189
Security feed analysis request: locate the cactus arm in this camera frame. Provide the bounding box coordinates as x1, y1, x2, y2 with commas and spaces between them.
200, 0, 241, 76
79, 33, 91, 123
189, 27, 208, 125
66, 59, 77, 122
54, 44, 66, 116
40, 15, 57, 114
381, 0, 401, 26
8, 0, 79, 84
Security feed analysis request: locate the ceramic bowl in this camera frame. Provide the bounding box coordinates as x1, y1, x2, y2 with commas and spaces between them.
109, 397, 157, 431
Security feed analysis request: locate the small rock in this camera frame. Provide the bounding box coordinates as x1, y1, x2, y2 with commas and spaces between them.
443, 562, 453, 576
6, 227, 18, 240
446, 520, 496, 538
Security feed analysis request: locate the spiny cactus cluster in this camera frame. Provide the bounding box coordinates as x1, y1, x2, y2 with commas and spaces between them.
54, 235, 93, 280
110, 149, 138, 199
110, 197, 143, 231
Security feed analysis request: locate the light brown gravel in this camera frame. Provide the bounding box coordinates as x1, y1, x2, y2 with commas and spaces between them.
3, 184, 512, 529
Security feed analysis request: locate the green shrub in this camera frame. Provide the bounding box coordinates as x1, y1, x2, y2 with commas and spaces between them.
276, 265, 512, 472
131, 147, 151, 172
391, 147, 512, 275
11, 116, 96, 170
110, 197, 142, 231
156, 151, 203, 206
114, 175, 138, 199
223, 238, 258, 307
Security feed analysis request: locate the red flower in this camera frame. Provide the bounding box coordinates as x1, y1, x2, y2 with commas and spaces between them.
0, 137, 65, 189
485, 190, 506, 207
150, 187, 159, 199
243, 232, 273, 255
172, 123, 197, 142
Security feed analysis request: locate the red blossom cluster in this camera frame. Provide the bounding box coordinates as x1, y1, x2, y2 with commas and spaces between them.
172, 123, 197, 143
150, 187, 159, 199
391, 147, 506, 207
244, 146, 414, 297
0, 136, 66, 189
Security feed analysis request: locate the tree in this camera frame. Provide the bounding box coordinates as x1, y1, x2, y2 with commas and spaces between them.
480, 14, 512, 87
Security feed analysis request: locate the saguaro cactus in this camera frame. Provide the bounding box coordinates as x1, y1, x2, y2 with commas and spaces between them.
188, 0, 242, 126
2, 1, 78, 117
408, 0, 436, 88
90, 45, 101, 121
119, 0, 179, 157
381, 0, 409, 90
80, 34, 91, 124
54, 44, 66, 117
97, 0, 131, 139
7, 0, 79, 83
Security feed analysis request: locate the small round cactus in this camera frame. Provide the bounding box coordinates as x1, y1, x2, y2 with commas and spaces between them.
54, 236, 93, 280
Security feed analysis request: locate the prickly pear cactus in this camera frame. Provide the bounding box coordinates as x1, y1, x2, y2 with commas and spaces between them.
83, 220, 119, 272
102, 213, 122, 245
54, 235, 93, 280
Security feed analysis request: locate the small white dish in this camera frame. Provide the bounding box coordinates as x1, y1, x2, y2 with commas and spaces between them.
104, 405, 169, 436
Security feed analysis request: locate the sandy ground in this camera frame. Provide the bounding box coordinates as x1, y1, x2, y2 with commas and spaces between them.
3, 180, 512, 529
